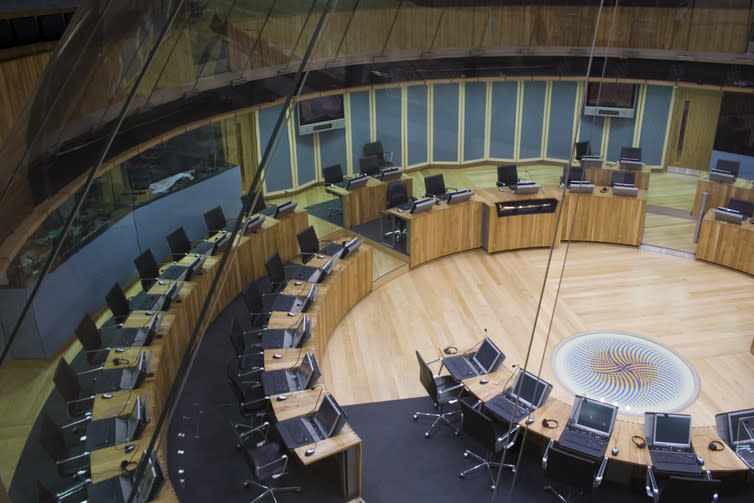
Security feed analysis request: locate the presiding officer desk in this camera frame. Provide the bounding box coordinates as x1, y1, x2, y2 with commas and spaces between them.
326, 175, 413, 228
456, 363, 747, 472
691, 174, 754, 216
696, 209, 754, 278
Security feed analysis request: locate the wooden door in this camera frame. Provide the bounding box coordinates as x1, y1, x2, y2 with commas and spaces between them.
665, 88, 722, 170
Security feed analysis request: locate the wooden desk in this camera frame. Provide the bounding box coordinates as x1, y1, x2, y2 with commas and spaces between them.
270, 389, 361, 498
326, 176, 413, 228
696, 210, 754, 276
90, 440, 148, 483
584, 165, 651, 190
475, 186, 564, 252
691, 176, 754, 216
561, 188, 647, 246
387, 199, 481, 268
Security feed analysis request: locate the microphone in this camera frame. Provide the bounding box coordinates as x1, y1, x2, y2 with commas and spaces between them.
501, 364, 519, 391
305, 384, 326, 417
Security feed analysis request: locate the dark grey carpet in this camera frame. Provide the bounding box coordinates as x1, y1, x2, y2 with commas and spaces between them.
305, 199, 344, 227
351, 216, 408, 255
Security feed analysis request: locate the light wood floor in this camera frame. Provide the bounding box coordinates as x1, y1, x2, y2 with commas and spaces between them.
321, 244, 754, 428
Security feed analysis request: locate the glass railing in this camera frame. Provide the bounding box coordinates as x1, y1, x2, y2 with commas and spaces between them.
1, 1, 753, 503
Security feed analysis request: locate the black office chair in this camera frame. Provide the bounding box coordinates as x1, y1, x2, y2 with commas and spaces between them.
296, 226, 321, 263
74, 313, 109, 366
611, 170, 635, 186
620, 146, 642, 161
574, 141, 591, 160
227, 359, 269, 443
413, 351, 464, 439
264, 252, 289, 292
497, 165, 518, 187
384, 180, 412, 243
359, 155, 381, 176
226, 317, 265, 373
166, 226, 194, 262
645, 466, 720, 503
204, 205, 236, 235
323, 163, 344, 185
727, 197, 754, 218
241, 191, 267, 215
562, 165, 585, 185
364, 140, 392, 167
133, 249, 162, 291
233, 421, 301, 501
541, 439, 608, 502
39, 413, 91, 479
424, 173, 455, 198
105, 282, 164, 324
459, 399, 519, 490
240, 281, 274, 328
53, 358, 96, 423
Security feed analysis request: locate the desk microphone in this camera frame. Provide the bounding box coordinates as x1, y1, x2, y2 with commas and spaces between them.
501, 364, 518, 391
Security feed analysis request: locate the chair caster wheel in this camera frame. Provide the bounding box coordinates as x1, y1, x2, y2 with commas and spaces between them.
454, 430, 460, 436
459, 473, 465, 479
243, 481, 250, 488
425, 432, 430, 439
490, 485, 496, 491
413, 414, 418, 421
463, 452, 469, 458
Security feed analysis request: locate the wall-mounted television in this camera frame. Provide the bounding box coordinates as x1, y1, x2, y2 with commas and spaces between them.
297, 95, 345, 135
584, 82, 636, 119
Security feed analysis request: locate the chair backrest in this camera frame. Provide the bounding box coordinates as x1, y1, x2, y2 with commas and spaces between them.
461, 400, 498, 453
359, 155, 381, 175
660, 475, 721, 502
386, 181, 409, 208
564, 165, 585, 184
53, 358, 81, 402
296, 226, 320, 257
611, 170, 635, 186
544, 442, 598, 491
264, 252, 286, 284
39, 413, 66, 462
226, 360, 246, 406
203, 205, 226, 234
424, 174, 446, 196
241, 282, 267, 328
416, 351, 440, 403
105, 283, 131, 320
75, 313, 103, 357
323, 164, 344, 185
715, 159, 740, 177
241, 191, 266, 215
498, 165, 518, 186
620, 146, 642, 161
364, 141, 384, 160
134, 249, 160, 290
166, 227, 191, 261
227, 318, 245, 357
728, 197, 754, 218
575, 141, 591, 160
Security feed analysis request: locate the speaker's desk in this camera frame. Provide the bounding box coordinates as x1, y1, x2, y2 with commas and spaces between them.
561, 188, 647, 246
583, 164, 651, 190
691, 175, 754, 216
476, 186, 563, 253
696, 209, 754, 276
325, 175, 413, 228
385, 198, 482, 268
270, 388, 361, 498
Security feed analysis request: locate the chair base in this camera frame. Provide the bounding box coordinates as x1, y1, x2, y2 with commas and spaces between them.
544, 483, 582, 503
413, 409, 461, 438
243, 479, 301, 503
460, 449, 515, 490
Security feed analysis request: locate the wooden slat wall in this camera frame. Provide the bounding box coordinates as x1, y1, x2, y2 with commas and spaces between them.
0, 49, 51, 146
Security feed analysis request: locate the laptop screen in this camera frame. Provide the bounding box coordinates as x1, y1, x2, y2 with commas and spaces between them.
298, 353, 314, 387
653, 414, 692, 449
573, 398, 617, 436
315, 395, 343, 438
510, 369, 548, 409
728, 410, 754, 446
472, 338, 502, 374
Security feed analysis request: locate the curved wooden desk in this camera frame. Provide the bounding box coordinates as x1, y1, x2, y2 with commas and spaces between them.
691, 175, 754, 216
561, 188, 647, 246
696, 210, 754, 277
326, 175, 413, 228
584, 165, 651, 190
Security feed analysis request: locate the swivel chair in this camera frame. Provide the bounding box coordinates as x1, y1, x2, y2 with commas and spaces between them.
541, 439, 607, 502
264, 252, 290, 292
226, 317, 265, 373
459, 399, 519, 490
227, 359, 269, 443
497, 165, 518, 187
424, 173, 456, 199
728, 197, 754, 218
73, 313, 110, 366
134, 248, 188, 291
620, 146, 642, 161
204, 205, 233, 235
39, 413, 91, 480
233, 422, 301, 502
364, 140, 392, 167
53, 358, 96, 423
105, 282, 163, 323
323, 164, 344, 185
562, 165, 585, 185
384, 180, 412, 243
645, 466, 720, 503
240, 281, 274, 328
611, 170, 635, 186
574, 141, 591, 161
359, 155, 381, 176
413, 351, 465, 439
241, 191, 267, 216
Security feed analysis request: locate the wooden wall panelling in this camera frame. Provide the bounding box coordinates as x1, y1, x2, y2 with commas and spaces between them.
337, 3, 399, 57
0, 50, 51, 144
383, 6, 445, 53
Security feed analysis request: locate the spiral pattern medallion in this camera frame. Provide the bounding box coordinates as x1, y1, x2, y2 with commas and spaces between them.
552, 332, 698, 415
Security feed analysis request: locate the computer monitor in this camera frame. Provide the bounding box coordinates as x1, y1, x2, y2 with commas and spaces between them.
611, 170, 635, 186
273, 201, 297, 219
185, 255, 205, 281
359, 155, 380, 176
510, 369, 551, 409
380, 167, 403, 181
572, 397, 617, 436
243, 215, 265, 235
652, 413, 692, 449
472, 338, 503, 374
161, 281, 179, 311
409, 197, 434, 214
728, 410, 754, 446
565, 166, 585, 184
727, 198, 754, 218
314, 394, 346, 438
447, 189, 473, 205
715, 159, 740, 178
143, 313, 162, 345
132, 350, 152, 389
346, 174, 369, 190
620, 147, 642, 161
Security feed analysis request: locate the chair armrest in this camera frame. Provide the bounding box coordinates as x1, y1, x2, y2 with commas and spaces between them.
235, 420, 270, 443
241, 394, 269, 411
263, 453, 289, 480
645, 465, 659, 502
594, 456, 608, 487
541, 439, 554, 469
496, 424, 520, 452
446, 382, 466, 404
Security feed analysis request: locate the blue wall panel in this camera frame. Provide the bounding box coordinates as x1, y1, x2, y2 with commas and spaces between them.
520, 81, 546, 159
432, 83, 459, 162
406, 85, 428, 166
606, 116, 636, 161
295, 107, 316, 185
640, 85, 673, 165
258, 105, 292, 192
375, 87, 402, 166
489, 82, 517, 159
349, 91, 371, 172
463, 82, 487, 161
579, 115, 604, 155
547, 81, 577, 159
318, 128, 347, 176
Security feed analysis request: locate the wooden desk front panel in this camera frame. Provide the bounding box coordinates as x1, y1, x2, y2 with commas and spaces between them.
692, 178, 754, 216
696, 211, 754, 276
401, 199, 482, 268
584, 166, 650, 190
562, 190, 647, 246
233, 218, 281, 286
477, 187, 563, 252
272, 210, 310, 261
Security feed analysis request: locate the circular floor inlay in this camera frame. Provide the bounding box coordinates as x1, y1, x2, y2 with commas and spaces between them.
551, 331, 699, 415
